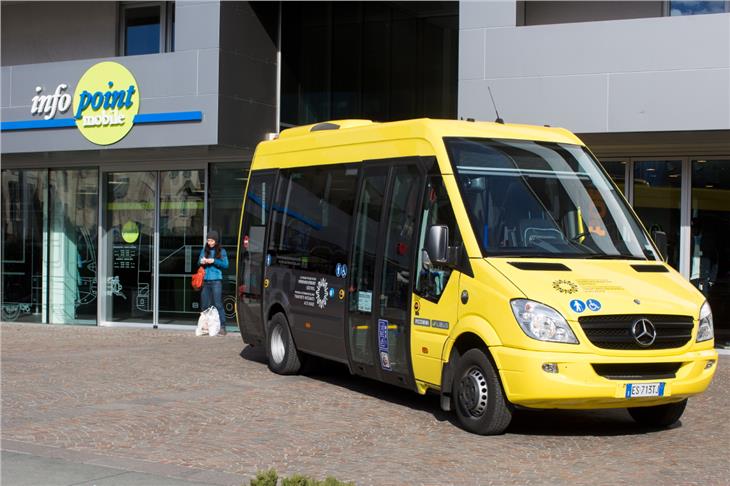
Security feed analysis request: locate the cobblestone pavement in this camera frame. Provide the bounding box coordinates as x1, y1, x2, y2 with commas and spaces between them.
2, 323, 728, 486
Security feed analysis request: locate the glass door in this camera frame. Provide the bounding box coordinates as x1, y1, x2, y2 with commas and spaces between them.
158, 170, 205, 324
103, 169, 206, 326
348, 166, 389, 372
347, 161, 423, 389
104, 172, 156, 323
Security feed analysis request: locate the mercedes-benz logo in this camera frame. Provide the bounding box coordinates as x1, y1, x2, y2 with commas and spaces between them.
631, 318, 656, 346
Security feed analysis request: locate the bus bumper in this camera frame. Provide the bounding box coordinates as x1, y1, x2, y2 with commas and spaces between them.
491, 346, 718, 409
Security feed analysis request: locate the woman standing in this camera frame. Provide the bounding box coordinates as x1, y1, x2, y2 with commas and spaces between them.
199, 230, 229, 335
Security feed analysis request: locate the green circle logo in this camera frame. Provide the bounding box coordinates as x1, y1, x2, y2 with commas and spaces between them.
122, 220, 139, 244
73, 62, 139, 145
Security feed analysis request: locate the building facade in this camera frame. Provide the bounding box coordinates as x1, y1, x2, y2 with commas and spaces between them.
2, 1, 728, 343
0, 1, 458, 329
458, 0, 730, 343
1, 1, 280, 328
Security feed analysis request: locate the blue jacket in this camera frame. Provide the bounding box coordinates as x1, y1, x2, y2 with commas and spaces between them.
199, 247, 228, 281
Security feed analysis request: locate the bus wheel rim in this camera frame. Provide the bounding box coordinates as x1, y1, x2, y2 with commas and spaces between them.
459, 367, 488, 417
270, 325, 286, 364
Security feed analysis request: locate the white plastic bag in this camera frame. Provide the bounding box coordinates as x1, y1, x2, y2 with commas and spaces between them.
195, 310, 209, 336
206, 307, 221, 337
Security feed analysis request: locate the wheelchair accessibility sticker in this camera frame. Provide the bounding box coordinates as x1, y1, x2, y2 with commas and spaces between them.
586, 299, 602, 312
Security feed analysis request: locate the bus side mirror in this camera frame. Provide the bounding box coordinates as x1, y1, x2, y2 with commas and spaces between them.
425, 225, 449, 265
652, 229, 668, 262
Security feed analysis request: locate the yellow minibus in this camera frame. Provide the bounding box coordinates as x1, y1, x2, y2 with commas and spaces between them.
235, 119, 717, 435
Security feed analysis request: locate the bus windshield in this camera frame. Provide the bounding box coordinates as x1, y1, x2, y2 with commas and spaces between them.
445, 137, 660, 260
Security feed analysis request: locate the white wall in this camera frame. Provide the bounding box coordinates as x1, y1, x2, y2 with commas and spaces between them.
458, 1, 730, 133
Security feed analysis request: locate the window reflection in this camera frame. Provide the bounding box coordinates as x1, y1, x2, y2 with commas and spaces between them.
1, 170, 46, 323
670, 1, 727, 16
48, 169, 99, 324
691, 159, 730, 343
600, 160, 627, 195
633, 160, 682, 269
208, 163, 250, 327
281, 1, 458, 126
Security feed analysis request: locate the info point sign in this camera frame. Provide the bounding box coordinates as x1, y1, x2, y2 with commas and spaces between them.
72, 62, 139, 145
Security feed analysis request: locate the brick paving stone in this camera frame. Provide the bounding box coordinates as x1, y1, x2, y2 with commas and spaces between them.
1, 323, 729, 485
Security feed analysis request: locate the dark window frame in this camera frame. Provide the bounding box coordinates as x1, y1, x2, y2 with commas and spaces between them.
119, 1, 175, 56
268, 163, 361, 276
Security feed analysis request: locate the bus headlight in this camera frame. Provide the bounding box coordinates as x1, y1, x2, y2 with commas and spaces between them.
697, 301, 714, 342
510, 299, 579, 344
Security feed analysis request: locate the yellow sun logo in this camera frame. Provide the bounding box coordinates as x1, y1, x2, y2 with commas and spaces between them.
553, 279, 579, 294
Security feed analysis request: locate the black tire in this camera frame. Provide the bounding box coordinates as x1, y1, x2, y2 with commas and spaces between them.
265, 312, 301, 375
452, 348, 513, 435
627, 399, 687, 428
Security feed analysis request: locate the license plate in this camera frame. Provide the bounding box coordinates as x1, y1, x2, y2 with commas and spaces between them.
625, 382, 665, 398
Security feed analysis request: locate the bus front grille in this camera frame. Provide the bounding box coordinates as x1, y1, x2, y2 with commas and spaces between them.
578, 314, 694, 350
591, 362, 683, 380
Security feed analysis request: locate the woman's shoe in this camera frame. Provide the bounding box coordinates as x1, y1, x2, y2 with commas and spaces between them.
218, 327, 227, 336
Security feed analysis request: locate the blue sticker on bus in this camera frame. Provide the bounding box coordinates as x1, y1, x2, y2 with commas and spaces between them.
341, 264, 348, 278
586, 299, 602, 312
335, 263, 342, 277
378, 319, 389, 352
569, 299, 586, 313
328, 287, 335, 299
266, 254, 272, 267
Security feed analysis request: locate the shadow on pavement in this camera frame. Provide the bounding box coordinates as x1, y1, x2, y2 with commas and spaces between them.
239, 344, 671, 437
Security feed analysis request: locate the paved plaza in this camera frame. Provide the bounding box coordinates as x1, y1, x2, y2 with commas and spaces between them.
1, 323, 728, 485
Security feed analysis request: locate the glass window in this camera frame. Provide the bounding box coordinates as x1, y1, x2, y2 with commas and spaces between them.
447, 138, 658, 260
48, 169, 99, 324
600, 160, 627, 195
121, 2, 174, 56
633, 160, 682, 269
1, 169, 99, 325
269, 165, 359, 274
238, 171, 276, 336
691, 159, 730, 342
158, 170, 205, 325
281, 2, 458, 127
415, 175, 462, 302
378, 164, 422, 374
1, 170, 47, 323
208, 162, 250, 327
105, 172, 156, 323
669, 1, 728, 16
348, 166, 389, 366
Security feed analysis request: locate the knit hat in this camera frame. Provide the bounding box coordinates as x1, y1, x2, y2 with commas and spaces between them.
206, 230, 219, 242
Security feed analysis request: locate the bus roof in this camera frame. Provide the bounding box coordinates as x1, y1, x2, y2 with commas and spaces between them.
252, 118, 585, 170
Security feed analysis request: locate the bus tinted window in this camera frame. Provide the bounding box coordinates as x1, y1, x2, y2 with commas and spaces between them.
415, 175, 462, 302
269, 165, 359, 274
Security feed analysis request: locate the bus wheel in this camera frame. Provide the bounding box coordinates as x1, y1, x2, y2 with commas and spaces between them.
628, 399, 687, 428
452, 348, 512, 435
266, 312, 301, 375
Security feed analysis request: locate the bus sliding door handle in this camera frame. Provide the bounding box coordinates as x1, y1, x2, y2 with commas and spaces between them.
461, 290, 469, 304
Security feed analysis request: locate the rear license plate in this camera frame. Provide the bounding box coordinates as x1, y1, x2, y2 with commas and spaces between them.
625, 382, 665, 398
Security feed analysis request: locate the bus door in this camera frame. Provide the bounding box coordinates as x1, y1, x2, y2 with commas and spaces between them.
347, 160, 424, 390
236, 170, 277, 345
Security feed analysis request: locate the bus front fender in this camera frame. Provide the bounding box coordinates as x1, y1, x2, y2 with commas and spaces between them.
441, 314, 503, 364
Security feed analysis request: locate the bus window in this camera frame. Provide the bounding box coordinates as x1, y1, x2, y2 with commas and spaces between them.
269, 166, 358, 274
379, 164, 422, 374
237, 171, 276, 341
415, 175, 462, 302
348, 166, 389, 366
